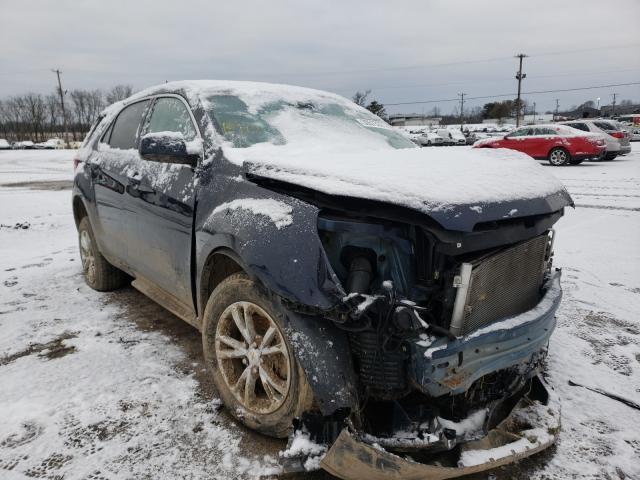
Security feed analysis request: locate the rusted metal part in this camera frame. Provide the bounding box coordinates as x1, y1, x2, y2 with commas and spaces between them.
320, 378, 560, 480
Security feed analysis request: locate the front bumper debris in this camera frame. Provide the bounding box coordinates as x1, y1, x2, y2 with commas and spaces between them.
319, 376, 560, 480
412, 270, 562, 397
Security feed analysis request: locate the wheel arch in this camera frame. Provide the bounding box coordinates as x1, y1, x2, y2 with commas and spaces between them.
199, 247, 247, 318
72, 194, 89, 228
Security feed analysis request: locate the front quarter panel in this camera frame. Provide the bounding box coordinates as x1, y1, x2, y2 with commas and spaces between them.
195, 158, 344, 314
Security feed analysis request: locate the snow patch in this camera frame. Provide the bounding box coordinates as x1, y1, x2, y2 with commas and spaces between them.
211, 198, 293, 229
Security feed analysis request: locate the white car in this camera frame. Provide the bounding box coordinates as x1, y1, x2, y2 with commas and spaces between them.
631, 128, 640, 142
419, 131, 445, 146
447, 128, 467, 145
35, 138, 65, 149
0, 139, 11, 150
13, 140, 35, 149
435, 129, 455, 145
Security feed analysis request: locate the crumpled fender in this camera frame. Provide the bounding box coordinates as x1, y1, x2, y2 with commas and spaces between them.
195, 159, 345, 314
320, 376, 561, 480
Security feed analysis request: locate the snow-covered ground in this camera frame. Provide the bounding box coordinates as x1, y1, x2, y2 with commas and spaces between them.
0, 148, 639, 479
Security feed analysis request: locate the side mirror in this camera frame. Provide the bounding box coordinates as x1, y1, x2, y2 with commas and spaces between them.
139, 132, 200, 167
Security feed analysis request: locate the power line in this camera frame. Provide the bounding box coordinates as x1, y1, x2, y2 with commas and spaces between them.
231, 43, 640, 78
384, 81, 640, 106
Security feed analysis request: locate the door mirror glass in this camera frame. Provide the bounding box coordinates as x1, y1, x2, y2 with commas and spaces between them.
139, 132, 198, 166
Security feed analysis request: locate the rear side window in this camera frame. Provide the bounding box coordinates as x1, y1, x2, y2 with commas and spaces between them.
509, 128, 531, 137
593, 121, 616, 132
567, 123, 589, 132
144, 97, 197, 141
108, 100, 150, 149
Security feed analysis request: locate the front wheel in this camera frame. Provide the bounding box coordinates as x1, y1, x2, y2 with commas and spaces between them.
548, 147, 570, 166
78, 217, 126, 291
202, 273, 313, 438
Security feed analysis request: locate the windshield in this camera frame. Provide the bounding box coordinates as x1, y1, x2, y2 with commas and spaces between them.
205, 94, 415, 150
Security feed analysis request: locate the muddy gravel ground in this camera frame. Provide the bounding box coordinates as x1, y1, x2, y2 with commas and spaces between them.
1, 148, 639, 479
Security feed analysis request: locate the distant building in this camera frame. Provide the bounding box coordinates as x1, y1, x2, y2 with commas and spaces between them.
601, 104, 640, 117
388, 114, 441, 127
559, 106, 601, 119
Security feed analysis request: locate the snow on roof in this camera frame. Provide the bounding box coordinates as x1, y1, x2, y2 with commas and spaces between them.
127, 80, 355, 113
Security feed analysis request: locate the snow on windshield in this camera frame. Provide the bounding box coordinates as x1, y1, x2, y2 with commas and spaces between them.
204, 95, 414, 150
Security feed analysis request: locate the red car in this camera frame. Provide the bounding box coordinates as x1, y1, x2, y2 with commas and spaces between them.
473, 124, 606, 166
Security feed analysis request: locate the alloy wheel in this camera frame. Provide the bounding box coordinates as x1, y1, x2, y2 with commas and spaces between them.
549, 149, 567, 165
215, 301, 291, 414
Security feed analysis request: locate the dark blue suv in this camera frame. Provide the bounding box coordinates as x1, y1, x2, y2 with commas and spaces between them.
73, 80, 571, 477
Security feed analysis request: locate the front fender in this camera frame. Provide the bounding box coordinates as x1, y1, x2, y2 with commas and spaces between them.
195, 163, 344, 314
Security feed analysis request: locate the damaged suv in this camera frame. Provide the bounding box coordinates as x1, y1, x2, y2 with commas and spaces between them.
73, 81, 571, 479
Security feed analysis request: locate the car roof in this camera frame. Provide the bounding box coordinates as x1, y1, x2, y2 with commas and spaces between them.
121, 80, 351, 110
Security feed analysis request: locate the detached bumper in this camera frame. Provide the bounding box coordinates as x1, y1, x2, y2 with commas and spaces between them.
321, 376, 561, 480
412, 270, 562, 397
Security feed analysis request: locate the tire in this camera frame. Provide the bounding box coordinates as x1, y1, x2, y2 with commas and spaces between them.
78, 217, 127, 291
202, 272, 313, 438
604, 153, 617, 161
548, 147, 570, 166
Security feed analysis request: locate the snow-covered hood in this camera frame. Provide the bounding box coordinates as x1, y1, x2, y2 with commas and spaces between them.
232, 146, 573, 232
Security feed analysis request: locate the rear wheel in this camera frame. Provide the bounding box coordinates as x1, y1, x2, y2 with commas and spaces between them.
78, 217, 127, 291
548, 147, 570, 166
202, 273, 313, 438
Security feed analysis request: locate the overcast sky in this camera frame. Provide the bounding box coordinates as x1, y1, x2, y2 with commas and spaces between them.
1, 0, 639, 114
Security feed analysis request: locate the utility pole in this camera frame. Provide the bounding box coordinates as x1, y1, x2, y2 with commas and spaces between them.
458, 92, 465, 131
514, 53, 527, 127
554, 99, 560, 122
52, 69, 69, 147
611, 93, 618, 117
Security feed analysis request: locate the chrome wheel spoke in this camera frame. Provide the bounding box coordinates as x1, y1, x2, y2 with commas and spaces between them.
260, 345, 285, 356
260, 326, 276, 349
243, 303, 256, 342
259, 365, 287, 397
231, 305, 254, 344
244, 368, 258, 405
218, 335, 247, 354
234, 366, 250, 392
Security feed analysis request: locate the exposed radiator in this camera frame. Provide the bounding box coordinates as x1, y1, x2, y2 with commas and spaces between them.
450, 234, 550, 336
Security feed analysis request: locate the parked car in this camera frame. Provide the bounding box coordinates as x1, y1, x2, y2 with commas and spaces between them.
0, 139, 11, 150
474, 124, 606, 165
73, 80, 571, 478
435, 128, 455, 145
419, 130, 445, 146
35, 138, 65, 149
13, 140, 35, 149
447, 128, 467, 145
631, 128, 640, 142
558, 119, 631, 160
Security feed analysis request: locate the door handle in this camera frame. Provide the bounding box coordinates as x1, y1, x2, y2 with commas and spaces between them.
127, 175, 155, 194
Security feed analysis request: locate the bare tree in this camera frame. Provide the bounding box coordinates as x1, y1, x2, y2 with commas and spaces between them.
23, 94, 47, 141
105, 84, 133, 104
45, 93, 60, 135
352, 90, 371, 107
